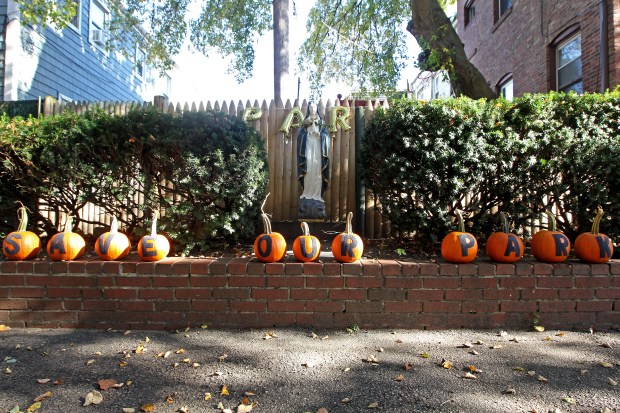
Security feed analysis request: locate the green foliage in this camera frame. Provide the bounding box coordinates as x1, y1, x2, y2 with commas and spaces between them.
361, 91, 620, 247
0, 109, 268, 255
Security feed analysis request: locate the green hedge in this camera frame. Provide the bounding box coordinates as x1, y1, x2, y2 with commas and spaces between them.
0, 109, 268, 255
361, 91, 620, 248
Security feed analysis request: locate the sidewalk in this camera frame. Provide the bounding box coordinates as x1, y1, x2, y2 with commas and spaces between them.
1, 327, 619, 413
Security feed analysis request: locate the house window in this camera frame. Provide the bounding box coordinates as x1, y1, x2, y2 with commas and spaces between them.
68, 0, 81, 32
432, 75, 441, 99
556, 33, 582, 93
136, 48, 146, 79
495, 0, 512, 22
89, 0, 109, 50
498, 77, 513, 100
464, 0, 475, 27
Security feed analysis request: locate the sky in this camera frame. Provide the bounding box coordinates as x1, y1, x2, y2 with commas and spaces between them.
168, 2, 422, 105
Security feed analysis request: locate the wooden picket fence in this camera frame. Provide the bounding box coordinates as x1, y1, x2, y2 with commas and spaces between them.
41, 96, 391, 239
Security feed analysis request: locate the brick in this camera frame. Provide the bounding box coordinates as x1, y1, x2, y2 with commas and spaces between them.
499, 277, 535, 289
399, 262, 420, 276
385, 277, 422, 289
189, 259, 215, 275
267, 301, 305, 312
284, 263, 303, 275
380, 260, 401, 276
85, 261, 103, 274
344, 277, 382, 288
550, 263, 571, 276
212, 289, 251, 299
64, 300, 82, 310
520, 289, 558, 300
495, 264, 515, 275
408, 289, 444, 301
247, 262, 265, 275
116, 276, 152, 287
83, 300, 116, 311
458, 263, 478, 275
230, 301, 266, 313
0, 275, 25, 286
47, 287, 82, 298
26, 275, 62, 286
306, 301, 344, 313
419, 263, 439, 275
575, 277, 611, 288
461, 277, 496, 289
423, 301, 461, 313
591, 264, 610, 275
191, 300, 228, 311
227, 258, 248, 275
265, 263, 285, 275
362, 262, 381, 276
596, 289, 620, 299
515, 262, 533, 276
610, 262, 620, 275
328, 289, 367, 300
559, 288, 595, 300
532, 263, 554, 275
536, 276, 574, 288
423, 278, 460, 289
60, 276, 97, 287
297, 313, 334, 327
0, 261, 18, 273
103, 289, 137, 299
345, 301, 383, 313
82, 289, 102, 299
0, 299, 28, 310
539, 301, 575, 312
576, 301, 613, 312
461, 301, 499, 313
342, 262, 362, 275
267, 276, 304, 288
439, 264, 458, 276
117, 301, 153, 311
66, 261, 87, 273
500, 301, 537, 312
368, 289, 406, 301
384, 301, 423, 313
155, 301, 191, 311
571, 263, 591, 275
33, 262, 50, 274
209, 258, 232, 275
150, 311, 187, 323
10, 287, 46, 298
483, 289, 518, 300
96, 276, 114, 287
252, 288, 289, 300
290, 289, 328, 300
120, 262, 137, 274
175, 288, 212, 299
27, 299, 64, 310
303, 262, 323, 275
322, 262, 342, 276
477, 263, 496, 276
102, 261, 122, 274
0, 288, 8, 298
15, 261, 34, 274
445, 289, 482, 301
307, 277, 342, 288
229, 276, 265, 287
190, 276, 227, 287
136, 262, 156, 274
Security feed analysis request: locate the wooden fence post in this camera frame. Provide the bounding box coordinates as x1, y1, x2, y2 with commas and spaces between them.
153, 95, 166, 112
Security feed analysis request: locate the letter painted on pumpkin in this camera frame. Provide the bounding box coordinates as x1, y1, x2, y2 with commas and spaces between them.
97, 233, 117, 255
140, 237, 158, 257
504, 234, 521, 257
596, 235, 612, 258
300, 238, 320, 258
48, 234, 67, 255
552, 233, 570, 256
3, 233, 21, 255
256, 235, 273, 258
458, 234, 476, 256
339, 234, 359, 258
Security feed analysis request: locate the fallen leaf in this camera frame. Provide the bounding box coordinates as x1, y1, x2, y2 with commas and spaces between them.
468, 365, 480, 373
183, 358, 191, 364
474, 340, 485, 345
341, 397, 352, 403
166, 393, 175, 404
122, 409, 135, 413
53, 379, 63, 385
244, 391, 256, 397
562, 397, 576, 405
527, 371, 536, 376
119, 361, 128, 367
204, 393, 212, 401
395, 339, 403, 344
145, 336, 150, 343
404, 362, 413, 371
221, 385, 230, 396
163, 351, 172, 359
600, 343, 612, 349
470, 350, 479, 355
556, 332, 565, 337
9, 405, 20, 413
608, 377, 618, 386
463, 372, 478, 380
321, 335, 329, 340
4, 368, 12, 374
191, 363, 200, 368
126, 380, 133, 386
459, 342, 473, 348
83, 391, 103, 406
135, 344, 146, 354
37, 379, 51, 384
263, 332, 277, 340
393, 374, 405, 382
498, 331, 508, 337
534, 326, 545, 332
510, 337, 520, 343
26, 402, 41, 413
544, 336, 553, 341
201, 325, 208, 329
441, 359, 452, 369
343, 367, 351, 372
237, 404, 253, 413
175, 349, 186, 354
309, 332, 318, 339
537, 375, 548, 383
600, 361, 614, 368
420, 352, 431, 358
98, 379, 118, 391
0, 325, 11, 332
141, 404, 156, 412
503, 387, 516, 395
33, 391, 52, 402
365, 354, 378, 364
218, 354, 229, 362
303, 361, 315, 368
85, 359, 96, 365
178, 407, 189, 413
377, 348, 384, 352
580, 369, 589, 375
316, 409, 328, 413
368, 402, 379, 409
513, 367, 525, 372
490, 344, 503, 349
212, 371, 224, 376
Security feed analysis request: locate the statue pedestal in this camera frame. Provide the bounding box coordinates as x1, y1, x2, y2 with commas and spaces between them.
298, 198, 326, 219
271, 220, 345, 251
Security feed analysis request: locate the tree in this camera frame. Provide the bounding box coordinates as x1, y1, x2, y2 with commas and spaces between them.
17, 0, 495, 100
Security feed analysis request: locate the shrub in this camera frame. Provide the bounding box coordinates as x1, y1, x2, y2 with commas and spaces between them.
361, 91, 620, 247
0, 109, 268, 255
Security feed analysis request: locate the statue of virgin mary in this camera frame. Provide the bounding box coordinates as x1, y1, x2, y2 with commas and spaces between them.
297, 104, 330, 219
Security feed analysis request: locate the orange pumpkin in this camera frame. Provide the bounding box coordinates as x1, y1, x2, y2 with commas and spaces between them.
331, 212, 363, 262
46, 216, 85, 261
574, 206, 614, 263
293, 222, 321, 262
441, 210, 478, 263
138, 211, 171, 261
530, 211, 570, 263
485, 212, 524, 263
253, 198, 286, 262
2, 204, 41, 261
95, 216, 131, 261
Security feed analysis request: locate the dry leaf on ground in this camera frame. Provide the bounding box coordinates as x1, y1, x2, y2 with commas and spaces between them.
368, 402, 379, 409
204, 393, 212, 401
441, 359, 452, 369
341, 397, 352, 403
600, 361, 614, 368
393, 374, 405, 382
37, 379, 51, 384
98, 379, 120, 390
404, 362, 413, 371
83, 391, 103, 406
141, 404, 156, 412
463, 372, 478, 380
33, 391, 52, 402
221, 385, 230, 396
26, 402, 41, 413
0, 325, 11, 332
534, 326, 545, 332
122, 409, 135, 413
608, 377, 618, 386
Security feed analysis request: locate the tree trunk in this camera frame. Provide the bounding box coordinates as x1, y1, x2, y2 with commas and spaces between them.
407, 0, 496, 99
273, 0, 290, 103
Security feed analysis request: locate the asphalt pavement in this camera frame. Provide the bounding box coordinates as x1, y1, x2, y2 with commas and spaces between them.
1, 326, 620, 413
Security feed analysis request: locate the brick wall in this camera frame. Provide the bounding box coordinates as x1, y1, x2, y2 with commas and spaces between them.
456, 0, 617, 95
1, 257, 619, 331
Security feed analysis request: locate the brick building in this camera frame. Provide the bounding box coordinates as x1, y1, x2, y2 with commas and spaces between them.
457, 0, 620, 97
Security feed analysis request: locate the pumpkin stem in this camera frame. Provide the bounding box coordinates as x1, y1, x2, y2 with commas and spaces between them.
260, 192, 272, 234
63, 216, 74, 233
345, 212, 353, 234
591, 206, 604, 235
151, 211, 159, 237
110, 217, 119, 234
544, 211, 557, 232
499, 212, 510, 233
16, 203, 28, 232
300, 221, 310, 236
455, 210, 465, 233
